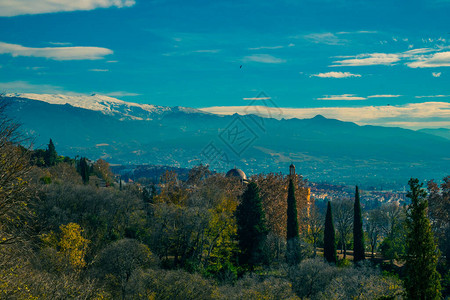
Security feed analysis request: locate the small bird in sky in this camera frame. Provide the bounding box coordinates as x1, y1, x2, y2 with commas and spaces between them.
240, 65, 242, 69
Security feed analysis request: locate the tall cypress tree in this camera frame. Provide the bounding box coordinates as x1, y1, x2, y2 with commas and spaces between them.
353, 185, 365, 262
45, 138, 58, 166
286, 178, 301, 265
324, 201, 337, 263
404, 178, 441, 299
79, 157, 90, 184
236, 182, 268, 269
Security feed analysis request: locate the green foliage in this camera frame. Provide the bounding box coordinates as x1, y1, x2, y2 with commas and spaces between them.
324, 201, 337, 263
404, 178, 441, 299
45, 139, 58, 167
286, 179, 301, 265
93, 239, 155, 299
236, 182, 268, 269
353, 185, 365, 262
36, 183, 147, 256
78, 157, 90, 184
287, 179, 299, 240
220, 274, 299, 300
288, 258, 404, 299
39, 176, 52, 184
128, 269, 219, 300
336, 258, 352, 268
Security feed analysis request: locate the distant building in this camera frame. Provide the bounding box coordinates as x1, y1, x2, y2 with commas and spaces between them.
226, 168, 248, 184
289, 163, 296, 177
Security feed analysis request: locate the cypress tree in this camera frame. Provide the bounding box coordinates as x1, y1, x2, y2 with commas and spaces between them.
286, 178, 301, 265
236, 182, 268, 269
404, 178, 441, 299
45, 138, 58, 166
324, 201, 337, 263
353, 185, 365, 262
79, 157, 90, 184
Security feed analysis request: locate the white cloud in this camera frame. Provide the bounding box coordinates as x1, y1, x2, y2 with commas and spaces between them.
316, 94, 366, 100
303, 32, 344, 45
332, 47, 450, 68
0, 41, 113, 60
26, 66, 46, 71
89, 69, 109, 72
200, 102, 450, 129
248, 46, 284, 50
402, 47, 436, 55
0, 81, 65, 94
337, 31, 378, 35
242, 54, 286, 64
243, 97, 271, 100
0, 0, 135, 17
415, 95, 450, 98
367, 94, 402, 98
432, 72, 442, 77
331, 53, 400, 67
48, 42, 72, 46
192, 49, 221, 53
407, 51, 450, 68
311, 71, 361, 78
162, 49, 221, 56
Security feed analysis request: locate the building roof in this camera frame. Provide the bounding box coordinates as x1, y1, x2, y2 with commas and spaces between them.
226, 168, 247, 180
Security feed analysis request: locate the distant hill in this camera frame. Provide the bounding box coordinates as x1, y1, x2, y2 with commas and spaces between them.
3, 93, 449, 188
418, 128, 450, 140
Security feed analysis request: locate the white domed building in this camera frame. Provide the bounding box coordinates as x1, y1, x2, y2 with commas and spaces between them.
225, 168, 248, 183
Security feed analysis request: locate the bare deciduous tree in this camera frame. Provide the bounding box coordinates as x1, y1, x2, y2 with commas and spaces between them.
333, 199, 353, 259
0, 99, 33, 246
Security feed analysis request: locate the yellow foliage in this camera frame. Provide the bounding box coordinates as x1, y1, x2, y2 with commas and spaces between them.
58, 223, 90, 271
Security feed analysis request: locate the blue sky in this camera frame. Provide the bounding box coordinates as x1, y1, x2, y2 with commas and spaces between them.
0, 0, 449, 128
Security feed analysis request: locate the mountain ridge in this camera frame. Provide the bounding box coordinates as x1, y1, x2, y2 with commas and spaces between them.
2, 93, 449, 187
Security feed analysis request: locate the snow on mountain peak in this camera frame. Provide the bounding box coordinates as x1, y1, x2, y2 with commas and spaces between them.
6, 93, 175, 120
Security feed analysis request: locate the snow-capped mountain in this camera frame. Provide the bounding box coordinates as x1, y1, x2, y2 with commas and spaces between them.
2, 92, 449, 187
5, 93, 206, 121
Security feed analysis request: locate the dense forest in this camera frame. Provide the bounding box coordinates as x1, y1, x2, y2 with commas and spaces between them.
0, 107, 448, 299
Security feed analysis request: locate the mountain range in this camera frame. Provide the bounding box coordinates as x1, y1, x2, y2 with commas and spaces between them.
3, 93, 449, 188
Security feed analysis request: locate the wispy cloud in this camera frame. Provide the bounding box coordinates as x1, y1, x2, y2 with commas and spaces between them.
316, 94, 366, 100
407, 51, 450, 68
200, 102, 450, 129
191, 49, 221, 53
0, 0, 135, 17
415, 95, 450, 98
311, 71, 361, 78
367, 94, 402, 98
432, 72, 442, 77
332, 47, 450, 68
26, 66, 47, 71
0, 41, 113, 60
331, 53, 400, 67
0, 81, 65, 94
242, 54, 286, 64
336, 30, 378, 34
303, 32, 344, 45
243, 97, 271, 100
48, 42, 72, 46
248, 45, 284, 50
162, 49, 220, 56
89, 69, 109, 72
